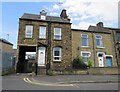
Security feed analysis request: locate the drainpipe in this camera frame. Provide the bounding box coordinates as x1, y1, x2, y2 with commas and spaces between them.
47, 18, 52, 73
92, 32, 96, 67
112, 30, 118, 66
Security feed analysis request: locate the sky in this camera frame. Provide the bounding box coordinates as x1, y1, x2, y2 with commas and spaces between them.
1, 0, 119, 49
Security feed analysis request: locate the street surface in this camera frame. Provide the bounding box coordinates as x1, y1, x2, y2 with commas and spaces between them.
2, 74, 119, 91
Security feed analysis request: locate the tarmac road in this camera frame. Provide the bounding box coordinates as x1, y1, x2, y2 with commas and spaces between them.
2, 74, 119, 91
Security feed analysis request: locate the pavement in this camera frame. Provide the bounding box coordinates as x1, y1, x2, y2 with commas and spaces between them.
30, 74, 119, 84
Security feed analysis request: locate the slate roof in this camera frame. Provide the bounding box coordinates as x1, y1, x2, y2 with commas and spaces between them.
20, 13, 71, 24
87, 25, 111, 34
72, 26, 111, 34
107, 27, 120, 32
0, 38, 13, 45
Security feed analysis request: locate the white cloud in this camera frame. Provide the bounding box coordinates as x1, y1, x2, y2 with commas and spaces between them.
53, 4, 59, 10
47, 0, 118, 29
72, 21, 96, 30
71, 24, 80, 29
49, 12, 59, 16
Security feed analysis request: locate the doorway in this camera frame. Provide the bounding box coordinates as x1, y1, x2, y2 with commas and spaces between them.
97, 52, 104, 67
38, 47, 46, 66
106, 57, 112, 67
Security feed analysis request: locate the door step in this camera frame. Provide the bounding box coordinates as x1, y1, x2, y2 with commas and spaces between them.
37, 67, 46, 75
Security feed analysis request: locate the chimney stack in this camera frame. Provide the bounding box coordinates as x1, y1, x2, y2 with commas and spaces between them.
60, 9, 68, 19
97, 22, 103, 27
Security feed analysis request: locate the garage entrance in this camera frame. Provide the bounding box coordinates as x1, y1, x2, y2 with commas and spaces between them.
16, 46, 36, 73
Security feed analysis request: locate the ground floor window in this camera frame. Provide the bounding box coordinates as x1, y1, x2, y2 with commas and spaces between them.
53, 47, 61, 61
81, 51, 91, 64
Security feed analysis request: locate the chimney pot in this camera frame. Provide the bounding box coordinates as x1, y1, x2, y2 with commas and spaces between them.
40, 10, 47, 15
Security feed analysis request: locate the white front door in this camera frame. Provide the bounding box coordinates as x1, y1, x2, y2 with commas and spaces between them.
38, 47, 46, 66
98, 53, 104, 67
98, 57, 104, 67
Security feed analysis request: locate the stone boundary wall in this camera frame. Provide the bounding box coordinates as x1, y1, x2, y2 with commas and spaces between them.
47, 67, 119, 75
88, 67, 119, 75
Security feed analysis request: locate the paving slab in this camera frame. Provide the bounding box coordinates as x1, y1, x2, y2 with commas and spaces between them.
31, 75, 119, 84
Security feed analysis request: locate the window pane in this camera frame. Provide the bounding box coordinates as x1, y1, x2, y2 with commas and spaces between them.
117, 33, 120, 42
39, 26, 46, 38
82, 38, 88, 46
96, 35, 101, 39
54, 47, 60, 51
96, 35, 103, 47
54, 28, 61, 40
82, 53, 89, 57
54, 51, 60, 56
55, 29, 60, 34
82, 57, 88, 64
54, 57, 60, 60
81, 34, 88, 46
25, 25, 33, 38
96, 39, 100, 46
53, 47, 61, 61
82, 34, 88, 38
54, 35, 61, 39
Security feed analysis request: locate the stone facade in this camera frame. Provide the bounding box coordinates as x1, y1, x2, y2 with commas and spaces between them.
0, 38, 15, 75
72, 24, 118, 68
0, 39, 13, 53
17, 9, 72, 74
50, 23, 72, 70
17, 9, 119, 75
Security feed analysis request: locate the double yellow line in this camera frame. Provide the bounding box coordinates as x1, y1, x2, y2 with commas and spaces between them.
23, 77, 73, 87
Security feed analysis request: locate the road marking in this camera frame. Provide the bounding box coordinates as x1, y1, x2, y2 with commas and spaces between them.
23, 77, 73, 87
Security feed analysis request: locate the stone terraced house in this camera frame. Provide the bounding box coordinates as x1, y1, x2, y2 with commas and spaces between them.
16, 9, 119, 75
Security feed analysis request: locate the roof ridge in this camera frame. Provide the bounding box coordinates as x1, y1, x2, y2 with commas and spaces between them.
0, 38, 13, 45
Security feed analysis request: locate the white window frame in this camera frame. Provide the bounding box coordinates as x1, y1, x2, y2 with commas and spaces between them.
81, 51, 91, 64
54, 28, 61, 40
53, 47, 62, 61
96, 35, 103, 48
105, 55, 113, 57
81, 51, 91, 57
25, 25, 33, 38
39, 26, 46, 39
81, 34, 89, 47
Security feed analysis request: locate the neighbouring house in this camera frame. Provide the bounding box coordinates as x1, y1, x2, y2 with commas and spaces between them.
72, 22, 118, 68
0, 38, 15, 75
107, 28, 120, 66
16, 9, 119, 75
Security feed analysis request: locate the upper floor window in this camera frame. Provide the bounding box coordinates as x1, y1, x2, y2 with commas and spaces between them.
81, 34, 88, 47
96, 35, 103, 47
53, 47, 61, 61
39, 26, 46, 39
116, 33, 120, 42
25, 25, 33, 38
81, 51, 91, 64
54, 28, 61, 40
